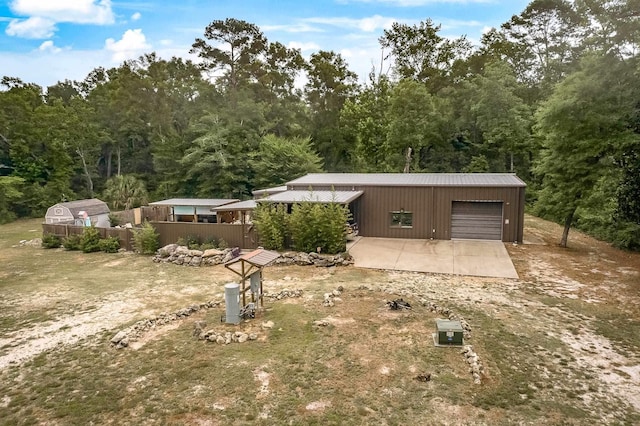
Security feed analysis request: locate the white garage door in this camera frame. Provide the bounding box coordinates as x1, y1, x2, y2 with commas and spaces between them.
451, 201, 503, 240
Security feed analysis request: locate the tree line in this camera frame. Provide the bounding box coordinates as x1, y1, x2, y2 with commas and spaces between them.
1, 0, 639, 249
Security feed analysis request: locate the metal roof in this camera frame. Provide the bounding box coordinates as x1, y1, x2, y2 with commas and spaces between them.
53, 198, 110, 216
225, 248, 281, 268
211, 200, 257, 211
286, 173, 526, 187
259, 190, 363, 204
252, 185, 287, 197
149, 198, 239, 207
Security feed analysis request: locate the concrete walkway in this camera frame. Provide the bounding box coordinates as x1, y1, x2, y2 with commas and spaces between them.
347, 237, 519, 279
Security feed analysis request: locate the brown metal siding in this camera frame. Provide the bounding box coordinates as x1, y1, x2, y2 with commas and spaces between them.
150, 222, 258, 249
287, 178, 525, 243
356, 186, 433, 239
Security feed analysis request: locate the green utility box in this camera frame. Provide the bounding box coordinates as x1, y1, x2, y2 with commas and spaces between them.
436, 319, 464, 346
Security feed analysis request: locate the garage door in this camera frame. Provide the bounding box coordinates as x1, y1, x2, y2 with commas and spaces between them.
451, 201, 503, 240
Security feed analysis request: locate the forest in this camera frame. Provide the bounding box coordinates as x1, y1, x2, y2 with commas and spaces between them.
0, 0, 639, 250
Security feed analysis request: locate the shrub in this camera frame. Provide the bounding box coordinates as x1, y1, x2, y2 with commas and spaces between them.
217, 238, 228, 250
81, 226, 102, 253
186, 235, 200, 249
41, 233, 61, 249
99, 236, 121, 253
108, 213, 120, 227
253, 203, 288, 250
289, 199, 350, 254
133, 221, 160, 255
62, 234, 82, 251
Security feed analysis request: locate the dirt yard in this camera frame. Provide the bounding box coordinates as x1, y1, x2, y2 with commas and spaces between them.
0, 215, 639, 425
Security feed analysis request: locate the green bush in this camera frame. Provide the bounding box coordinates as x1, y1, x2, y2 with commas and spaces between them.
41, 233, 61, 249
289, 200, 350, 254
133, 221, 160, 255
108, 213, 120, 227
99, 236, 121, 253
186, 235, 200, 249
217, 238, 228, 250
81, 226, 102, 253
62, 234, 82, 251
253, 203, 288, 250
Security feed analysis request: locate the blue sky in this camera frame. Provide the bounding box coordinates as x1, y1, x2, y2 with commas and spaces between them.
0, 0, 531, 88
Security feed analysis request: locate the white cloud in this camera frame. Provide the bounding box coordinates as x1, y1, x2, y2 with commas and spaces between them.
261, 23, 324, 33
131, 12, 141, 21
9, 0, 115, 25
339, 0, 493, 5
288, 41, 321, 51
38, 40, 62, 53
5, 16, 56, 38
105, 29, 151, 62
303, 15, 396, 32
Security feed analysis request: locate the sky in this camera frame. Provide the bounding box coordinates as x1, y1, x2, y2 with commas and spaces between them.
0, 0, 531, 89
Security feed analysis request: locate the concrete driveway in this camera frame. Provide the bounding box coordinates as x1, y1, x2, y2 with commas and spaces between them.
347, 237, 518, 279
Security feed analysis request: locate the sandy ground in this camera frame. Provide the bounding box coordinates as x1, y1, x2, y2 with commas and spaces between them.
1, 218, 639, 422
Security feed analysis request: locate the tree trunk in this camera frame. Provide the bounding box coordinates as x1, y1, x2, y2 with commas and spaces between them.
117, 146, 121, 176
76, 148, 93, 197
560, 207, 576, 248
403, 147, 412, 173
106, 148, 112, 178
510, 152, 514, 173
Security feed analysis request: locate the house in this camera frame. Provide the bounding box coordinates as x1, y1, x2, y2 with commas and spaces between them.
257, 173, 526, 243
45, 198, 111, 227
148, 198, 239, 223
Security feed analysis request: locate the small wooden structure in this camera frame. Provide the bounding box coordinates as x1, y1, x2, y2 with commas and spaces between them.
224, 248, 280, 308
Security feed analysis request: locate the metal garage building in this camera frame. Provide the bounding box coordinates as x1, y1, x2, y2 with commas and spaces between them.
283, 173, 526, 243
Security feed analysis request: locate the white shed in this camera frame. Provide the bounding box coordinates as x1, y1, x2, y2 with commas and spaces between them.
45, 198, 111, 227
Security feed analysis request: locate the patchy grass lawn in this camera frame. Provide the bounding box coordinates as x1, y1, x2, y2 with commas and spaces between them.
0, 216, 639, 425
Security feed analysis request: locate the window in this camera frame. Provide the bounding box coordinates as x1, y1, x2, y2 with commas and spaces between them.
390, 211, 413, 228
54, 207, 64, 216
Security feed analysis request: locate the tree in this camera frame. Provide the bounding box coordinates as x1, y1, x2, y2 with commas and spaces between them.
341, 74, 393, 171
0, 176, 24, 223
470, 61, 532, 173
501, 0, 582, 91
250, 134, 323, 189
385, 79, 445, 172
379, 19, 471, 92
190, 18, 267, 92
533, 54, 637, 247
305, 50, 358, 172
103, 174, 149, 210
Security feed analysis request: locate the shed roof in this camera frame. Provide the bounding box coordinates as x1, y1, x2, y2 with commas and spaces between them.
259, 190, 363, 204
52, 198, 110, 216
225, 248, 281, 268
287, 173, 526, 187
211, 200, 257, 211
149, 198, 239, 207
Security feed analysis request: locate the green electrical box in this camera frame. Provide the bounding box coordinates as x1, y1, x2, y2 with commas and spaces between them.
436, 319, 464, 346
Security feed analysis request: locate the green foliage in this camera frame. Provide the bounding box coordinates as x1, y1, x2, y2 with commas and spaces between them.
250, 135, 323, 189
217, 238, 229, 250
80, 227, 102, 253
253, 203, 288, 250
108, 213, 120, 227
62, 234, 82, 251
288, 198, 350, 254
41, 233, 61, 249
465, 155, 490, 173
0, 176, 25, 223
103, 175, 148, 211
99, 236, 121, 253
133, 221, 160, 255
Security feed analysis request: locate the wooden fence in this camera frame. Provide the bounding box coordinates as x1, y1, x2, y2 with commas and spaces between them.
150, 221, 258, 249
42, 223, 135, 251
42, 220, 258, 252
